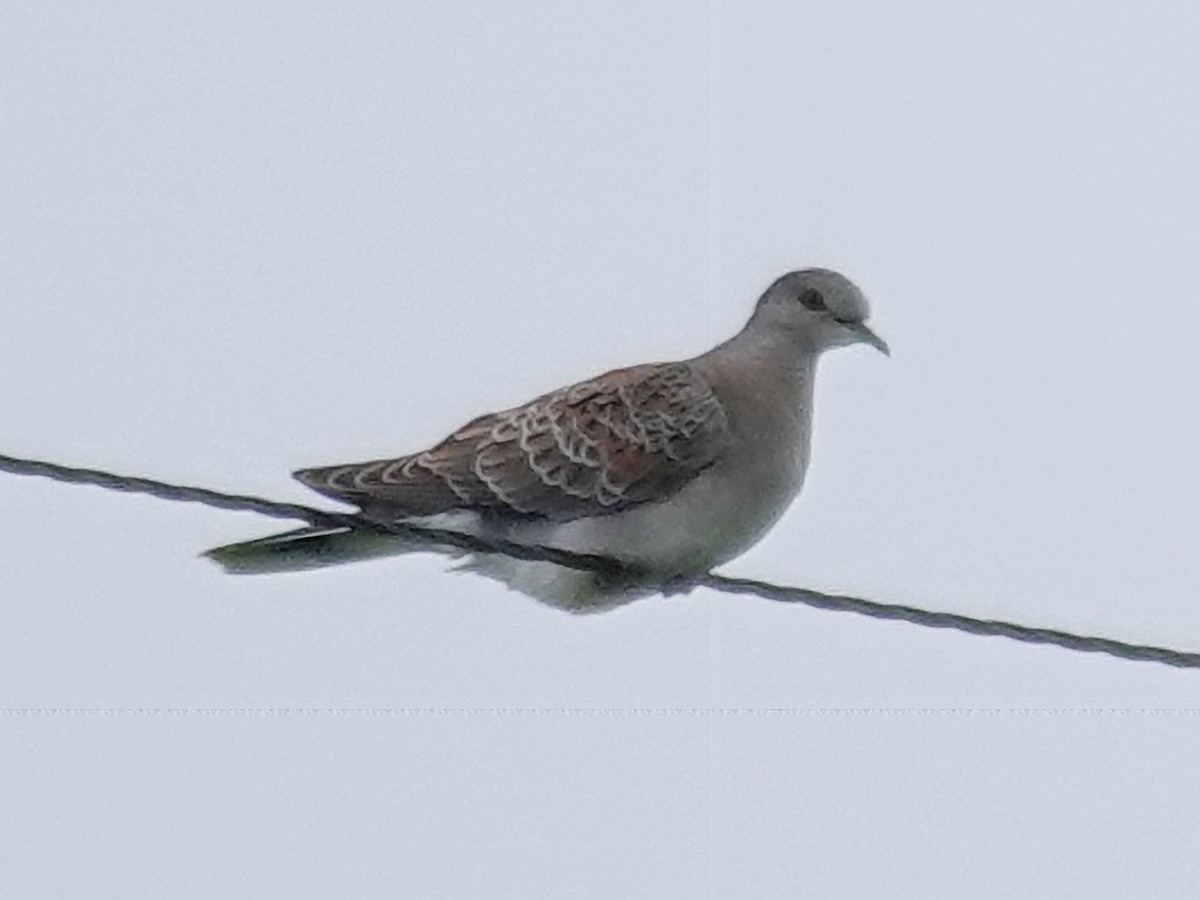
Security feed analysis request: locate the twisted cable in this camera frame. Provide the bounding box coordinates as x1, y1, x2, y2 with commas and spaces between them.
3, 452, 1197, 670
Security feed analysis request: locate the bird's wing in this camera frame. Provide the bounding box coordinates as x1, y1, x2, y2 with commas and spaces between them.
293, 362, 731, 522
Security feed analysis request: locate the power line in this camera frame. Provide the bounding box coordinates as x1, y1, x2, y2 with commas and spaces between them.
2, 451, 1198, 670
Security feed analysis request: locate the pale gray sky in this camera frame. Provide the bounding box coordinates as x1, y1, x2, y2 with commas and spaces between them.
3, 2, 1200, 897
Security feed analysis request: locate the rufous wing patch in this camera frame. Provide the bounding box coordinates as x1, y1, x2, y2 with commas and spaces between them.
294, 362, 730, 522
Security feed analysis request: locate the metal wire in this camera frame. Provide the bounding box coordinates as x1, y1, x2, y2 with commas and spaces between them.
3, 451, 1197, 670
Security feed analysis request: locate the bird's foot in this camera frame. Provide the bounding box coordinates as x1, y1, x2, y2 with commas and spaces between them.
659, 575, 701, 597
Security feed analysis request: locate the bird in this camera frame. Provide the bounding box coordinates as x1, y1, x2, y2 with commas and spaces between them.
205, 268, 888, 611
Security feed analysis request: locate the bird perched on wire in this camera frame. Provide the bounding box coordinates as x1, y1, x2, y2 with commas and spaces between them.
206, 268, 888, 611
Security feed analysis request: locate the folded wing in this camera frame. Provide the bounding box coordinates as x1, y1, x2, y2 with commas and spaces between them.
293, 362, 730, 522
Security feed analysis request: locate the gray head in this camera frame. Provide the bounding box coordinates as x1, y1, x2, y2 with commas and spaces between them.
750, 268, 888, 355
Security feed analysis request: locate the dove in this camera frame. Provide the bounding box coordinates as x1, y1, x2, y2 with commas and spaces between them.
206, 268, 887, 611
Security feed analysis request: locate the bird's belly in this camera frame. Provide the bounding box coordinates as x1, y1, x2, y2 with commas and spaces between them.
514, 454, 807, 575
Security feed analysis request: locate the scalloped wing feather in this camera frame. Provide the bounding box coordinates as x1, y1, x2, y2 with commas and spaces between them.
293, 363, 730, 522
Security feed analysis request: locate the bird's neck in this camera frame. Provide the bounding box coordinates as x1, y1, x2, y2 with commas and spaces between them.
705, 324, 820, 384
695, 327, 819, 503
697, 326, 819, 427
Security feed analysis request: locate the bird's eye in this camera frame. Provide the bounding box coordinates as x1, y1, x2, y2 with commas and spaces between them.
798, 288, 827, 311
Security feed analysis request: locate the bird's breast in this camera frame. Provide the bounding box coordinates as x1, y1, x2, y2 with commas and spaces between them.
513, 400, 812, 575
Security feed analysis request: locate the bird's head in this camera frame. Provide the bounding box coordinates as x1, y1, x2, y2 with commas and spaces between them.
751, 268, 889, 356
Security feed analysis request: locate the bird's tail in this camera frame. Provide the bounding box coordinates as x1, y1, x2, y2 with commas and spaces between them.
205, 524, 651, 614
203, 526, 434, 575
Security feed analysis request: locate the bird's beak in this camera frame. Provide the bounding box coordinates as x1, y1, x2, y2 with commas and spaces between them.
842, 321, 890, 356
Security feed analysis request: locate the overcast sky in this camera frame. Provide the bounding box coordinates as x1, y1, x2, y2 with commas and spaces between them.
3, 2, 1200, 897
